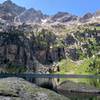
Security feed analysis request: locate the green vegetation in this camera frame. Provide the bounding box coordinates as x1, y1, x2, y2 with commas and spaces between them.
95, 26, 100, 31
6, 65, 27, 73
55, 57, 100, 87
56, 56, 100, 75
56, 59, 77, 74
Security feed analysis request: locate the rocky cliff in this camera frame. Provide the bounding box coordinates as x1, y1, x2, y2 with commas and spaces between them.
0, 32, 35, 72
0, 29, 66, 73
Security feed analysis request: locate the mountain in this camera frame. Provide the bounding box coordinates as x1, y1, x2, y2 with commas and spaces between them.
95, 10, 100, 17
49, 12, 78, 23
0, 0, 100, 24
80, 12, 93, 22
0, 0, 25, 22
15, 8, 46, 23
82, 13, 93, 19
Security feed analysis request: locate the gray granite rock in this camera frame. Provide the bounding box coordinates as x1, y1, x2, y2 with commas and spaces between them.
0, 77, 69, 100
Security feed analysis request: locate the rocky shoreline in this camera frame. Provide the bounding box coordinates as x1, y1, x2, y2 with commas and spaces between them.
0, 77, 100, 100
0, 77, 69, 100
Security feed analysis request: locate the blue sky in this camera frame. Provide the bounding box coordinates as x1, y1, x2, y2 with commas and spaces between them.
0, 0, 100, 16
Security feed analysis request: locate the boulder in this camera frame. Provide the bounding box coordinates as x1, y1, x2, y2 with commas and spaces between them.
0, 77, 69, 100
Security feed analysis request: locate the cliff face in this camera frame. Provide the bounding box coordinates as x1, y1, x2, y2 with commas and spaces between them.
34, 47, 65, 64
0, 32, 35, 70
0, 31, 66, 73
0, 25, 99, 73
30, 29, 66, 64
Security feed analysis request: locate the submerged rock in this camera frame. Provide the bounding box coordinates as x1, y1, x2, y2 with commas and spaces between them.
57, 80, 100, 94
0, 77, 69, 100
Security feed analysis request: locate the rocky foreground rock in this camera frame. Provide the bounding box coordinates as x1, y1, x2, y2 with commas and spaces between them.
0, 77, 69, 100
57, 80, 100, 94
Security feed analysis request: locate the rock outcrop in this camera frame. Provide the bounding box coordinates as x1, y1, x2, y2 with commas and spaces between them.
0, 32, 35, 71
0, 30, 66, 73
0, 77, 69, 100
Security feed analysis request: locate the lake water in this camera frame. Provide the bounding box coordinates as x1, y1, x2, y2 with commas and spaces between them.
0, 74, 100, 100
56, 78, 100, 100
35, 77, 100, 100
60, 92, 100, 100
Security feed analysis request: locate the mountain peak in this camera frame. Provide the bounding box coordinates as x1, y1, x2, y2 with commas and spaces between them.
95, 10, 100, 16
53, 12, 70, 18
3, 0, 13, 5
0, 0, 26, 21
2, 0, 19, 9
50, 11, 77, 23
83, 12, 93, 19
28, 8, 35, 11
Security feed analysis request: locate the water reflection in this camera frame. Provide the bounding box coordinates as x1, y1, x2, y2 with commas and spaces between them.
56, 78, 100, 100
60, 92, 100, 100
34, 78, 100, 100
56, 78, 100, 88
0, 74, 99, 100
